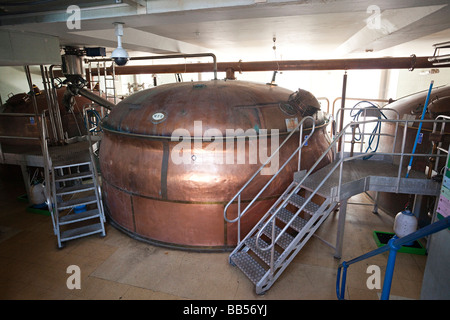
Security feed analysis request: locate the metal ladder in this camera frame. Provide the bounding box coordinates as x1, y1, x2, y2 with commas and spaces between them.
225, 109, 450, 295
88, 61, 117, 105
49, 110, 106, 248
50, 160, 106, 248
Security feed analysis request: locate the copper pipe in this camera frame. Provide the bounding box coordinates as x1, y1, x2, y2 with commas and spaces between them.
86, 56, 440, 77
85, 53, 218, 80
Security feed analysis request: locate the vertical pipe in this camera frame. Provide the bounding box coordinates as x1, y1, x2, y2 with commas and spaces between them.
338, 72, 347, 152
40, 65, 58, 144
406, 80, 434, 178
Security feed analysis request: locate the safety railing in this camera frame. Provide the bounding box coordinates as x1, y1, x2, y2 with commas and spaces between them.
0, 112, 55, 232
251, 116, 450, 274
336, 215, 450, 300
83, 105, 106, 223
223, 116, 316, 244
334, 106, 400, 157
432, 115, 450, 173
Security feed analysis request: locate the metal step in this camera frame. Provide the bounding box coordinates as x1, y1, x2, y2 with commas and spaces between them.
244, 236, 281, 266
55, 171, 93, 182
53, 162, 91, 170
229, 251, 267, 285
56, 183, 95, 196
260, 223, 295, 250
283, 194, 320, 215
58, 194, 97, 210
60, 223, 104, 242
275, 207, 308, 232
59, 209, 101, 225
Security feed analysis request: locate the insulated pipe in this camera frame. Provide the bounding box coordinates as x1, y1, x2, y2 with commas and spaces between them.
85, 53, 218, 80
84, 56, 440, 78
66, 85, 116, 110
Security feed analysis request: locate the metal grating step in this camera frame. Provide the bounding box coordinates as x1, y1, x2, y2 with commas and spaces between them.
275, 207, 308, 232
244, 237, 281, 266
260, 223, 295, 250
283, 194, 320, 215
60, 223, 104, 242
56, 183, 95, 196
59, 209, 101, 225
58, 194, 97, 210
55, 171, 93, 182
230, 251, 267, 285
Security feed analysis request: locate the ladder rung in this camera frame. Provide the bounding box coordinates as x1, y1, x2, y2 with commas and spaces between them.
244, 237, 281, 266
275, 207, 309, 232
60, 223, 104, 242
230, 251, 267, 285
59, 209, 100, 225
55, 171, 93, 182
58, 194, 97, 210
283, 194, 320, 215
56, 183, 95, 196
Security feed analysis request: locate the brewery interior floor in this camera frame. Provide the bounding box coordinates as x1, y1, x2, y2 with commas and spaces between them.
0, 164, 427, 301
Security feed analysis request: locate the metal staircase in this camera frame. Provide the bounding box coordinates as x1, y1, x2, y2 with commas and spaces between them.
51, 159, 105, 248
49, 108, 106, 248
225, 108, 450, 295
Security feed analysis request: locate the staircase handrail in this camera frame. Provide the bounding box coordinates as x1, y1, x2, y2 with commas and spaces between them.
0, 112, 54, 232
336, 215, 450, 300
83, 105, 105, 222
223, 116, 317, 243
255, 117, 450, 254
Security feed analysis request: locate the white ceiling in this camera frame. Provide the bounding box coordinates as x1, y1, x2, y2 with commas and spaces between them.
0, 0, 450, 62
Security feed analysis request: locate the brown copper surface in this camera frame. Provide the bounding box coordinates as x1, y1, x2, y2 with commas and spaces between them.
99, 80, 332, 250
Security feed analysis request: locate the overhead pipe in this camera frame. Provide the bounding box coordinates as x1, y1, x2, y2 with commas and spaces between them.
84, 56, 442, 78
85, 53, 218, 80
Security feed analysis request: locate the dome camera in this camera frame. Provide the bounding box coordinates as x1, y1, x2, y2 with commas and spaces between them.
111, 22, 129, 66
111, 46, 129, 66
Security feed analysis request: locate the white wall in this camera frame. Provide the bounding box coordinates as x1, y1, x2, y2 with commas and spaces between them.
0, 66, 42, 104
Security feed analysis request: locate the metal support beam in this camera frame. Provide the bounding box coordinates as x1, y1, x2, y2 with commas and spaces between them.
334, 199, 348, 259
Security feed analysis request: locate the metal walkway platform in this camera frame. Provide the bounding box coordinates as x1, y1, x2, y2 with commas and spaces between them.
1, 140, 93, 168
300, 159, 441, 199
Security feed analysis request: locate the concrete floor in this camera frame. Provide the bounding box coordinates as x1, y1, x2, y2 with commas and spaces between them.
0, 164, 427, 300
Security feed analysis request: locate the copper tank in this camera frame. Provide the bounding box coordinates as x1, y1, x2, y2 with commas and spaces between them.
0, 87, 90, 145
99, 80, 332, 251
376, 85, 450, 219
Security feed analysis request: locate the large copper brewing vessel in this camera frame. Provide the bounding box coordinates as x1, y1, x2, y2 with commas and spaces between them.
376, 85, 450, 218
0, 87, 90, 145
99, 80, 332, 251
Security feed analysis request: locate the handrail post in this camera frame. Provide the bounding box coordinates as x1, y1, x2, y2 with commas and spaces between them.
336, 261, 349, 300
380, 237, 400, 300
237, 194, 241, 244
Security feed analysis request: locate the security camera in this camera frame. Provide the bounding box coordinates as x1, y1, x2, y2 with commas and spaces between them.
111, 22, 129, 66
111, 46, 129, 66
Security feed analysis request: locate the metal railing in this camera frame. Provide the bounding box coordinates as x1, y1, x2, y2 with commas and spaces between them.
225, 99, 450, 275
336, 215, 450, 300
83, 105, 106, 223
251, 116, 450, 279
223, 116, 316, 244
0, 112, 55, 232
